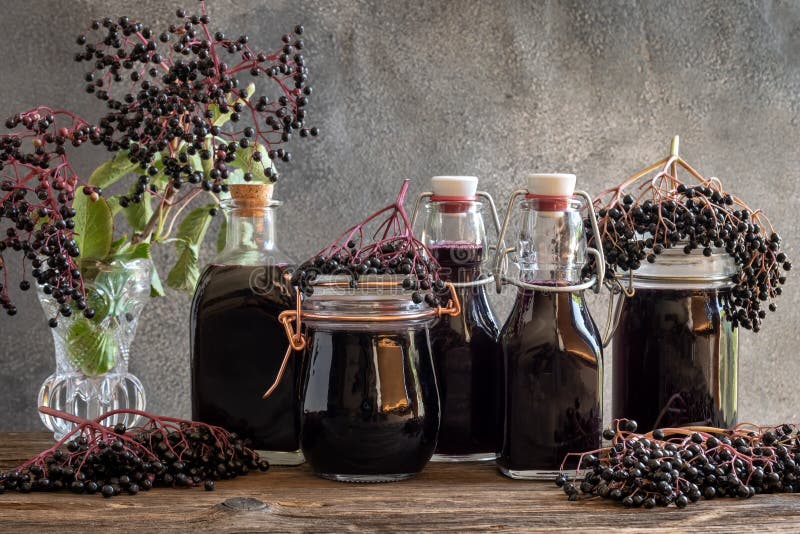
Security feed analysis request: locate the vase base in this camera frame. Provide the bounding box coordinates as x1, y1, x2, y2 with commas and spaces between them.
38, 371, 146, 440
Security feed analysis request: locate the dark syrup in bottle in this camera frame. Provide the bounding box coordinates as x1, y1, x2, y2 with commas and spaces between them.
498, 288, 602, 475
428, 244, 500, 459
191, 264, 301, 453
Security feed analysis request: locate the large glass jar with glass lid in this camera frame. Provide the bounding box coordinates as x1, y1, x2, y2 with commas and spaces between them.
611, 247, 739, 431
413, 175, 502, 462
493, 173, 605, 480
280, 276, 460, 482
190, 183, 302, 465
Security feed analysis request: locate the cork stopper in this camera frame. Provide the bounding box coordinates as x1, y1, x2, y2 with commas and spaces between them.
229, 183, 274, 214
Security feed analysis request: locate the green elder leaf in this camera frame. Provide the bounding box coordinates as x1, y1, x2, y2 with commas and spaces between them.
106, 196, 123, 216
124, 193, 153, 234
73, 187, 114, 263
188, 152, 204, 174
88, 151, 138, 189
166, 243, 200, 293
177, 204, 216, 246
230, 143, 275, 183
66, 318, 117, 376
107, 235, 128, 257
150, 268, 165, 297
166, 204, 216, 293
113, 242, 151, 262
216, 213, 227, 253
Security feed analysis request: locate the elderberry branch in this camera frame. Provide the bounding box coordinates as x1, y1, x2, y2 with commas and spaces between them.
0, 406, 270, 497
586, 157, 790, 332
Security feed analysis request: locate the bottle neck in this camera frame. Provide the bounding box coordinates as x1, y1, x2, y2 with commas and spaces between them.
421, 200, 488, 281
512, 287, 589, 329
516, 199, 586, 284
215, 205, 286, 265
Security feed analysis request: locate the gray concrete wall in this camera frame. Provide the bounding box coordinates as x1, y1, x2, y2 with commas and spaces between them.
0, 0, 798, 430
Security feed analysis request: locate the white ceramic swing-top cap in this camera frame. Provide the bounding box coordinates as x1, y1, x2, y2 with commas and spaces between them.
431, 175, 479, 199
526, 173, 576, 197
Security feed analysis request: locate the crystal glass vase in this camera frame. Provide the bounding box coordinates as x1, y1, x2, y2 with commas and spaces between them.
37, 259, 151, 439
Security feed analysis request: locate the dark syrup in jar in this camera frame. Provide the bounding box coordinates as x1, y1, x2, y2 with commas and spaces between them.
612, 288, 738, 431
428, 244, 500, 458
498, 288, 602, 473
191, 264, 301, 452
300, 328, 439, 478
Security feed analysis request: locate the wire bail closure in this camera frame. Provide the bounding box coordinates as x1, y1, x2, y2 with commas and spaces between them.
410, 190, 506, 289
491, 189, 607, 296
262, 280, 461, 398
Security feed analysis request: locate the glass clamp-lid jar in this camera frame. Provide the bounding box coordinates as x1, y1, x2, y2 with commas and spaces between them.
267, 276, 461, 482
610, 245, 739, 432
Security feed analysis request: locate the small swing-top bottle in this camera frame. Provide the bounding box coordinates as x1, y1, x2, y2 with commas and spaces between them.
497, 173, 603, 479
419, 176, 502, 462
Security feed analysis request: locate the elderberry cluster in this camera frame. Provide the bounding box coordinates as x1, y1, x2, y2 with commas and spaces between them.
0, 112, 101, 316
72, 4, 315, 197
587, 183, 790, 331
291, 181, 449, 306
292, 238, 449, 306
557, 420, 800, 509
0, 415, 268, 498
1, 1, 317, 319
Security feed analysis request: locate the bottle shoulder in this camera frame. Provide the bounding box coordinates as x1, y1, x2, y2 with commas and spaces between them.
501, 290, 602, 357
212, 247, 296, 267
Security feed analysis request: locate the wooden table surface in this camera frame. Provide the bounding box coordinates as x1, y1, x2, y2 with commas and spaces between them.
1, 432, 799, 532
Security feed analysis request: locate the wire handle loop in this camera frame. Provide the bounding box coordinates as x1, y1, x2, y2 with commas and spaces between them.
263, 281, 461, 398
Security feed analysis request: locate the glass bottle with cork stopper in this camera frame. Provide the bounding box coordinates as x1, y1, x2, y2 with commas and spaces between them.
493, 173, 605, 480
190, 183, 303, 465
412, 175, 503, 462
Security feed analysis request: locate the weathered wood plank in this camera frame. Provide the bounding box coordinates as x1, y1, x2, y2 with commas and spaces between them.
0, 432, 799, 532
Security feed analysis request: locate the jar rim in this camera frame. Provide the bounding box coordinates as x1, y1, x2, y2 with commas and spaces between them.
621, 245, 738, 289
301, 275, 437, 324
